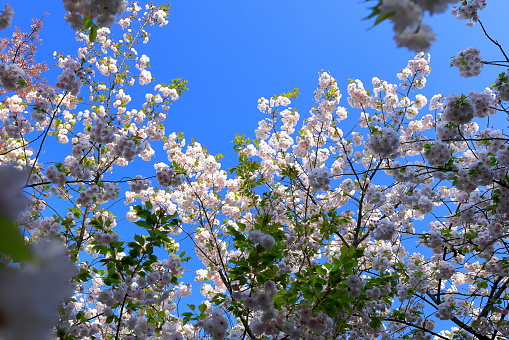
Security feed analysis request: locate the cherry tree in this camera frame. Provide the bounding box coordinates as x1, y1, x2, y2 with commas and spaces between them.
0, 1, 508, 340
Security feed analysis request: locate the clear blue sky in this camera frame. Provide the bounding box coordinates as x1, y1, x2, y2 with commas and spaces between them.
13, 0, 509, 168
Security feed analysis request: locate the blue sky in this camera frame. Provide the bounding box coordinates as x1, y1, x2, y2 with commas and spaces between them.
14, 0, 509, 167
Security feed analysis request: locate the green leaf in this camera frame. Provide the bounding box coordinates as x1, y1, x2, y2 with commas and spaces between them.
0, 217, 32, 262
279, 87, 300, 99
261, 268, 277, 279
373, 11, 395, 26
83, 16, 93, 30
89, 24, 98, 43
363, 5, 380, 20
478, 281, 488, 289
17, 79, 28, 87
369, 318, 382, 329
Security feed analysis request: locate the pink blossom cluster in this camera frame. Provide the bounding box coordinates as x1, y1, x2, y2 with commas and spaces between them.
379, 0, 456, 51
493, 71, 509, 101
366, 127, 400, 159
451, 46, 483, 77
0, 4, 14, 31
203, 309, 229, 340
46, 164, 67, 186
423, 141, 451, 166
0, 166, 27, 220
63, 0, 127, 29
156, 166, 185, 187
129, 174, 151, 193
372, 218, 396, 241
397, 52, 431, 90
0, 62, 25, 92
113, 136, 144, 162
441, 94, 474, 124
55, 57, 83, 96
452, 0, 488, 24
308, 166, 331, 191
469, 89, 496, 117
89, 119, 116, 144
0, 239, 76, 340
248, 230, 275, 250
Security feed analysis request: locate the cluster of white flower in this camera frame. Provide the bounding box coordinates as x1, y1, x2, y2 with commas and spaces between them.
308, 167, 331, 191
0, 62, 25, 92
364, 184, 386, 206
397, 254, 430, 302
71, 134, 91, 157
203, 309, 229, 340
436, 122, 461, 141
366, 127, 400, 159
31, 89, 56, 120
365, 243, 400, 272
152, 9, 169, 26
452, 0, 487, 24
469, 90, 496, 118
493, 72, 509, 101
74, 187, 94, 206
347, 79, 374, 109
451, 46, 483, 78
3, 114, 33, 138
436, 299, 456, 320
441, 94, 474, 124
156, 166, 185, 187
89, 120, 115, 144
0, 239, 76, 340
238, 286, 275, 312
234, 282, 283, 336
95, 57, 118, 76
415, 0, 457, 14
248, 230, 275, 250
379, 0, 455, 51
76, 183, 119, 206
63, 0, 127, 30
93, 232, 120, 244
65, 156, 92, 181
280, 108, 299, 134
113, 136, 143, 162
55, 58, 83, 96
129, 175, 151, 193
455, 160, 493, 192
423, 141, 451, 166
397, 52, 431, 90
0, 166, 27, 220
373, 218, 396, 241
46, 165, 67, 186
0, 4, 14, 31
379, 0, 422, 33
139, 69, 152, 85
429, 94, 445, 110
394, 24, 436, 52
420, 227, 446, 254
436, 260, 455, 280
346, 274, 363, 298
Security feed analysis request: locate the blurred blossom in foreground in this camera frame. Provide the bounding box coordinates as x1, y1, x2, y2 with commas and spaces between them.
0, 5, 14, 31
0, 239, 76, 340
0, 166, 27, 221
